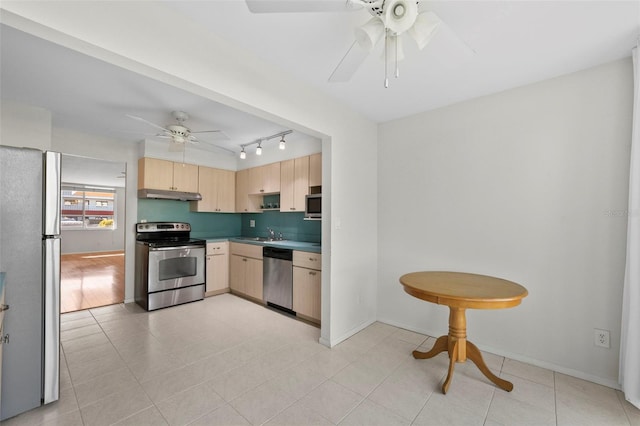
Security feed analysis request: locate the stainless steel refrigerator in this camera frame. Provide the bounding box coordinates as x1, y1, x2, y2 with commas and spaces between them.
0, 146, 61, 420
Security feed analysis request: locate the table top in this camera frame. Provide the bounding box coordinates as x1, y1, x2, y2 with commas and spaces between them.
400, 271, 528, 309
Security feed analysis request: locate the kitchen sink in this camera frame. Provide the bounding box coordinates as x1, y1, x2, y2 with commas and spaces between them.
236, 236, 288, 243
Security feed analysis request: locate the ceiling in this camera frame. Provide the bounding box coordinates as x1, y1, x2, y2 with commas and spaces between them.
1, 1, 639, 155
167, 0, 640, 122
0, 23, 317, 157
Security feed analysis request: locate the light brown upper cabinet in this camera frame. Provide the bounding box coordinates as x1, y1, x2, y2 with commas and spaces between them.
235, 169, 261, 213
138, 157, 198, 192
309, 153, 322, 188
191, 166, 235, 212
280, 156, 309, 212
248, 162, 280, 194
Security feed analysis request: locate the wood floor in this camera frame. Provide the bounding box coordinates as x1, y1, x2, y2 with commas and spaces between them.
61, 251, 125, 313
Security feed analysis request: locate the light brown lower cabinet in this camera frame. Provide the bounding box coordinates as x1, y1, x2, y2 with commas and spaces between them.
229, 242, 263, 302
293, 266, 321, 323
206, 242, 229, 296
292, 251, 321, 323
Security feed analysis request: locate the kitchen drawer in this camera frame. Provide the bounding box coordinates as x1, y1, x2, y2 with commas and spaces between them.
293, 251, 321, 270
207, 241, 229, 256
230, 242, 263, 259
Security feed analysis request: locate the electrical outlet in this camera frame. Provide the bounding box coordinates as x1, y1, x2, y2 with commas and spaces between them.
249, 220, 255, 228
594, 328, 610, 348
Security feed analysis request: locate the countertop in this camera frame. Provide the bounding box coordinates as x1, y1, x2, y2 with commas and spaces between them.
199, 236, 321, 253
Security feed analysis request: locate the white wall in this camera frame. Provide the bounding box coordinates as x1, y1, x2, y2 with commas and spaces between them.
377, 58, 633, 387
1, 2, 378, 346
0, 100, 51, 149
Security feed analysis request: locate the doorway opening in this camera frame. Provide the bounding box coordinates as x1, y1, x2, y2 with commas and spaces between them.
60, 154, 126, 313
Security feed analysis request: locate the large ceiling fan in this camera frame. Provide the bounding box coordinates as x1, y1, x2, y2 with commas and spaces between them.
126, 110, 234, 153
246, 0, 449, 87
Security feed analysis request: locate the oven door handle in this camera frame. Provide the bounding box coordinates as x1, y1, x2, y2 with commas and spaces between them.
149, 245, 203, 251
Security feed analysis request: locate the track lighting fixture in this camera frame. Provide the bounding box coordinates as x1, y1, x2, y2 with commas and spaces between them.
238, 130, 292, 159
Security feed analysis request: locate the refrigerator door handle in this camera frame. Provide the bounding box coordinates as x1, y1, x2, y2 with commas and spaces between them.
42, 237, 60, 404
43, 151, 61, 237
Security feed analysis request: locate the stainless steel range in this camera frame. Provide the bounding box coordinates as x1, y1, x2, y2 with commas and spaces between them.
134, 222, 205, 311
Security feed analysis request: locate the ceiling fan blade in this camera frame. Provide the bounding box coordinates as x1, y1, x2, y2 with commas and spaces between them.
191, 130, 230, 141
246, 0, 364, 13
125, 114, 168, 133
328, 40, 370, 83
409, 11, 442, 50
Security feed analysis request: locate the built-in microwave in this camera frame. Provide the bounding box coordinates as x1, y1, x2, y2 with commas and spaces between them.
305, 193, 321, 219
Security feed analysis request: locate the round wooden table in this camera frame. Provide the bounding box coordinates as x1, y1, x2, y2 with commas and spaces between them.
399, 271, 528, 394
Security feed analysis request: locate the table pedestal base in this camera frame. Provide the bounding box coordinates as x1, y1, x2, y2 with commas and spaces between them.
412, 307, 513, 394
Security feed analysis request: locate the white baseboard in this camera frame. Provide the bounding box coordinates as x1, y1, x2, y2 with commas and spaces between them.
327, 317, 377, 348
377, 316, 621, 391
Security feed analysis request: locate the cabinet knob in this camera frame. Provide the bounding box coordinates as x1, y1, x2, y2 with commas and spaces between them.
243, 258, 247, 262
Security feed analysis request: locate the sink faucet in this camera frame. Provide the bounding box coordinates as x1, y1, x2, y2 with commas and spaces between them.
267, 227, 275, 241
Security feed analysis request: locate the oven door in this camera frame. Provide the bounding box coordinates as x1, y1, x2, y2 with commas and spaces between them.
147, 245, 205, 292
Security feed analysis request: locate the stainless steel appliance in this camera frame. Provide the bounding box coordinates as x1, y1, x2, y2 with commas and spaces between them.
135, 222, 205, 311
305, 193, 322, 219
0, 146, 61, 420
263, 246, 294, 313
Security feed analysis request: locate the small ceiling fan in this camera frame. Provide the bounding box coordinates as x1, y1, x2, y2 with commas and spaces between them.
126, 110, 234, 153
246, 0, 455, 87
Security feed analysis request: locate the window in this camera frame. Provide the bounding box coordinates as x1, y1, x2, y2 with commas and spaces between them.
61, 185, 116, 230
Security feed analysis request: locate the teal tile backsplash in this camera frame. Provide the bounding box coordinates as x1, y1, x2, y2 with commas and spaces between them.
137, 199, 241, 238
241, 211, 321, 242
137, 199, 320, 242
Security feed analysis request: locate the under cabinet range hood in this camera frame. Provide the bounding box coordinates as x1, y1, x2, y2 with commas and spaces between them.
138, 188, 202, 201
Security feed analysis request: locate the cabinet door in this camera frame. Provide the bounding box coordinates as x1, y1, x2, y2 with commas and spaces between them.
206, 253, 229, 293
293, 156, 309, 212
280, 159, 295, 211
193, 166, 217, 212
236, 169, 250, 212
173, 162, 199, 192
262, 162, 281, 194
280, 157, 309, 212
216, 168, 236, 212
245, 258, 263, 301
309, 153, 322, 188
138, 157, 174, 190
229, 255, 246, 294
248, 166, 264, 194
293, 266, 321, 322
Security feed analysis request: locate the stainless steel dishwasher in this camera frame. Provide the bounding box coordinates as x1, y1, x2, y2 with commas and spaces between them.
263, 246, 294, 313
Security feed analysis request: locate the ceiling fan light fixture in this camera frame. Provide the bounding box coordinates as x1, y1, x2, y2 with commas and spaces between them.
355, 17, 385, 51
383, 0, 418, 34
409, 11, 442, 50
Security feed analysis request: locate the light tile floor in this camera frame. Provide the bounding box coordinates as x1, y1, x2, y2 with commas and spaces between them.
3, 293, 639, 426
